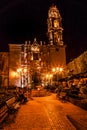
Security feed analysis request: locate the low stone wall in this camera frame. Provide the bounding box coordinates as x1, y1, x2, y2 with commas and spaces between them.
31, 89, 47, 97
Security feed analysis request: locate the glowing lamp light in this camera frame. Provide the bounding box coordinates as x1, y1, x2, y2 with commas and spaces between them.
24, 68, 27, 73
10, 71, 19, 78
60, 68, 63, 72
50, 74, 53, 78
56, 67, 59, 71
52, 68, 56, 72
17, 68, 22, 73
46, 74, 49, 78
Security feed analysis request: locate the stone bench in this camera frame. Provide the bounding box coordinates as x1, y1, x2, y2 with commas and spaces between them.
0, 104, 8, 124
6, 97, 20, 113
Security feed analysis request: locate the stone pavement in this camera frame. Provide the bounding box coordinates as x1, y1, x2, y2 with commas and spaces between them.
3, 94, 87, 130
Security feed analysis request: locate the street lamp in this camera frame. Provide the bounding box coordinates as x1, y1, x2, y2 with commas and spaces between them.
52, 67, 63, 81
59, 67, 63, 72
52, 68, 56, 72
46, 74, 53, 86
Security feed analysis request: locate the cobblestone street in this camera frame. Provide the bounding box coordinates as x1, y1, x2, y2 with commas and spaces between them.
3, 94, 87, 130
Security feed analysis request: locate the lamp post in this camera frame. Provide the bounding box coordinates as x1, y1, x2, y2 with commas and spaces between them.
46, 74, 53, 86
52, 67, 63, 82
49, 74, 53, 85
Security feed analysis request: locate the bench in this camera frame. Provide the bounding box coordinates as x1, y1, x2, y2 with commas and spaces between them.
0, 104, 8, 123
6, 97, 20, 114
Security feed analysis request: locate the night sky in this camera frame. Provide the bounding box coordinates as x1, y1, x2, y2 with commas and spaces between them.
0, 0, 87, 63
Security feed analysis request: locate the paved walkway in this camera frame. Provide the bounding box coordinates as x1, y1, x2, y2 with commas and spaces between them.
3, 94, 87, 130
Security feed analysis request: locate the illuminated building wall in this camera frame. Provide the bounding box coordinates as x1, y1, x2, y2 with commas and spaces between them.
0, 52, 9, 87
8, 44, 21, 87
47, 5, 66, 68
8, 5, 66, 87
65, 51, 87, 76
0, 5, 66, 87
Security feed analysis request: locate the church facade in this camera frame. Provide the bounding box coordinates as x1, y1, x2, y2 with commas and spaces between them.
0, 5, 66, 88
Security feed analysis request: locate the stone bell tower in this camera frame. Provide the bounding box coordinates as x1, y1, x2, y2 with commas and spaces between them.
47, 4, 66, 68
47, 4, 63, 46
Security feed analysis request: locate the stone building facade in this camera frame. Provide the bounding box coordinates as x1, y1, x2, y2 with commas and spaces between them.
0, 5, 66, 87
0, 52, 9, 87
65, 51, 87, 78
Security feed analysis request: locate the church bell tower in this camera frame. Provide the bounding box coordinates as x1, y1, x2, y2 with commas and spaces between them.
47, 4, 63, 46
47, 4, 66, 68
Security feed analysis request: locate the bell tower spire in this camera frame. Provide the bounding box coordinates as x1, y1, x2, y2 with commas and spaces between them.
47, 4, 63, 46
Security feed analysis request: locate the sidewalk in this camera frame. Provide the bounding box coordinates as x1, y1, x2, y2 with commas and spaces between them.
3, 94, 87, 130
59, 97, 87, 130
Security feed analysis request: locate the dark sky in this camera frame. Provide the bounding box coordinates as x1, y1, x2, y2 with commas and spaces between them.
0, 0, 87, 63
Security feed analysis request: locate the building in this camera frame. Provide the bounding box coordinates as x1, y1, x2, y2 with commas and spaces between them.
65, 51, 87, 78
0, 5, 66, 88
0, 52, 9, 88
